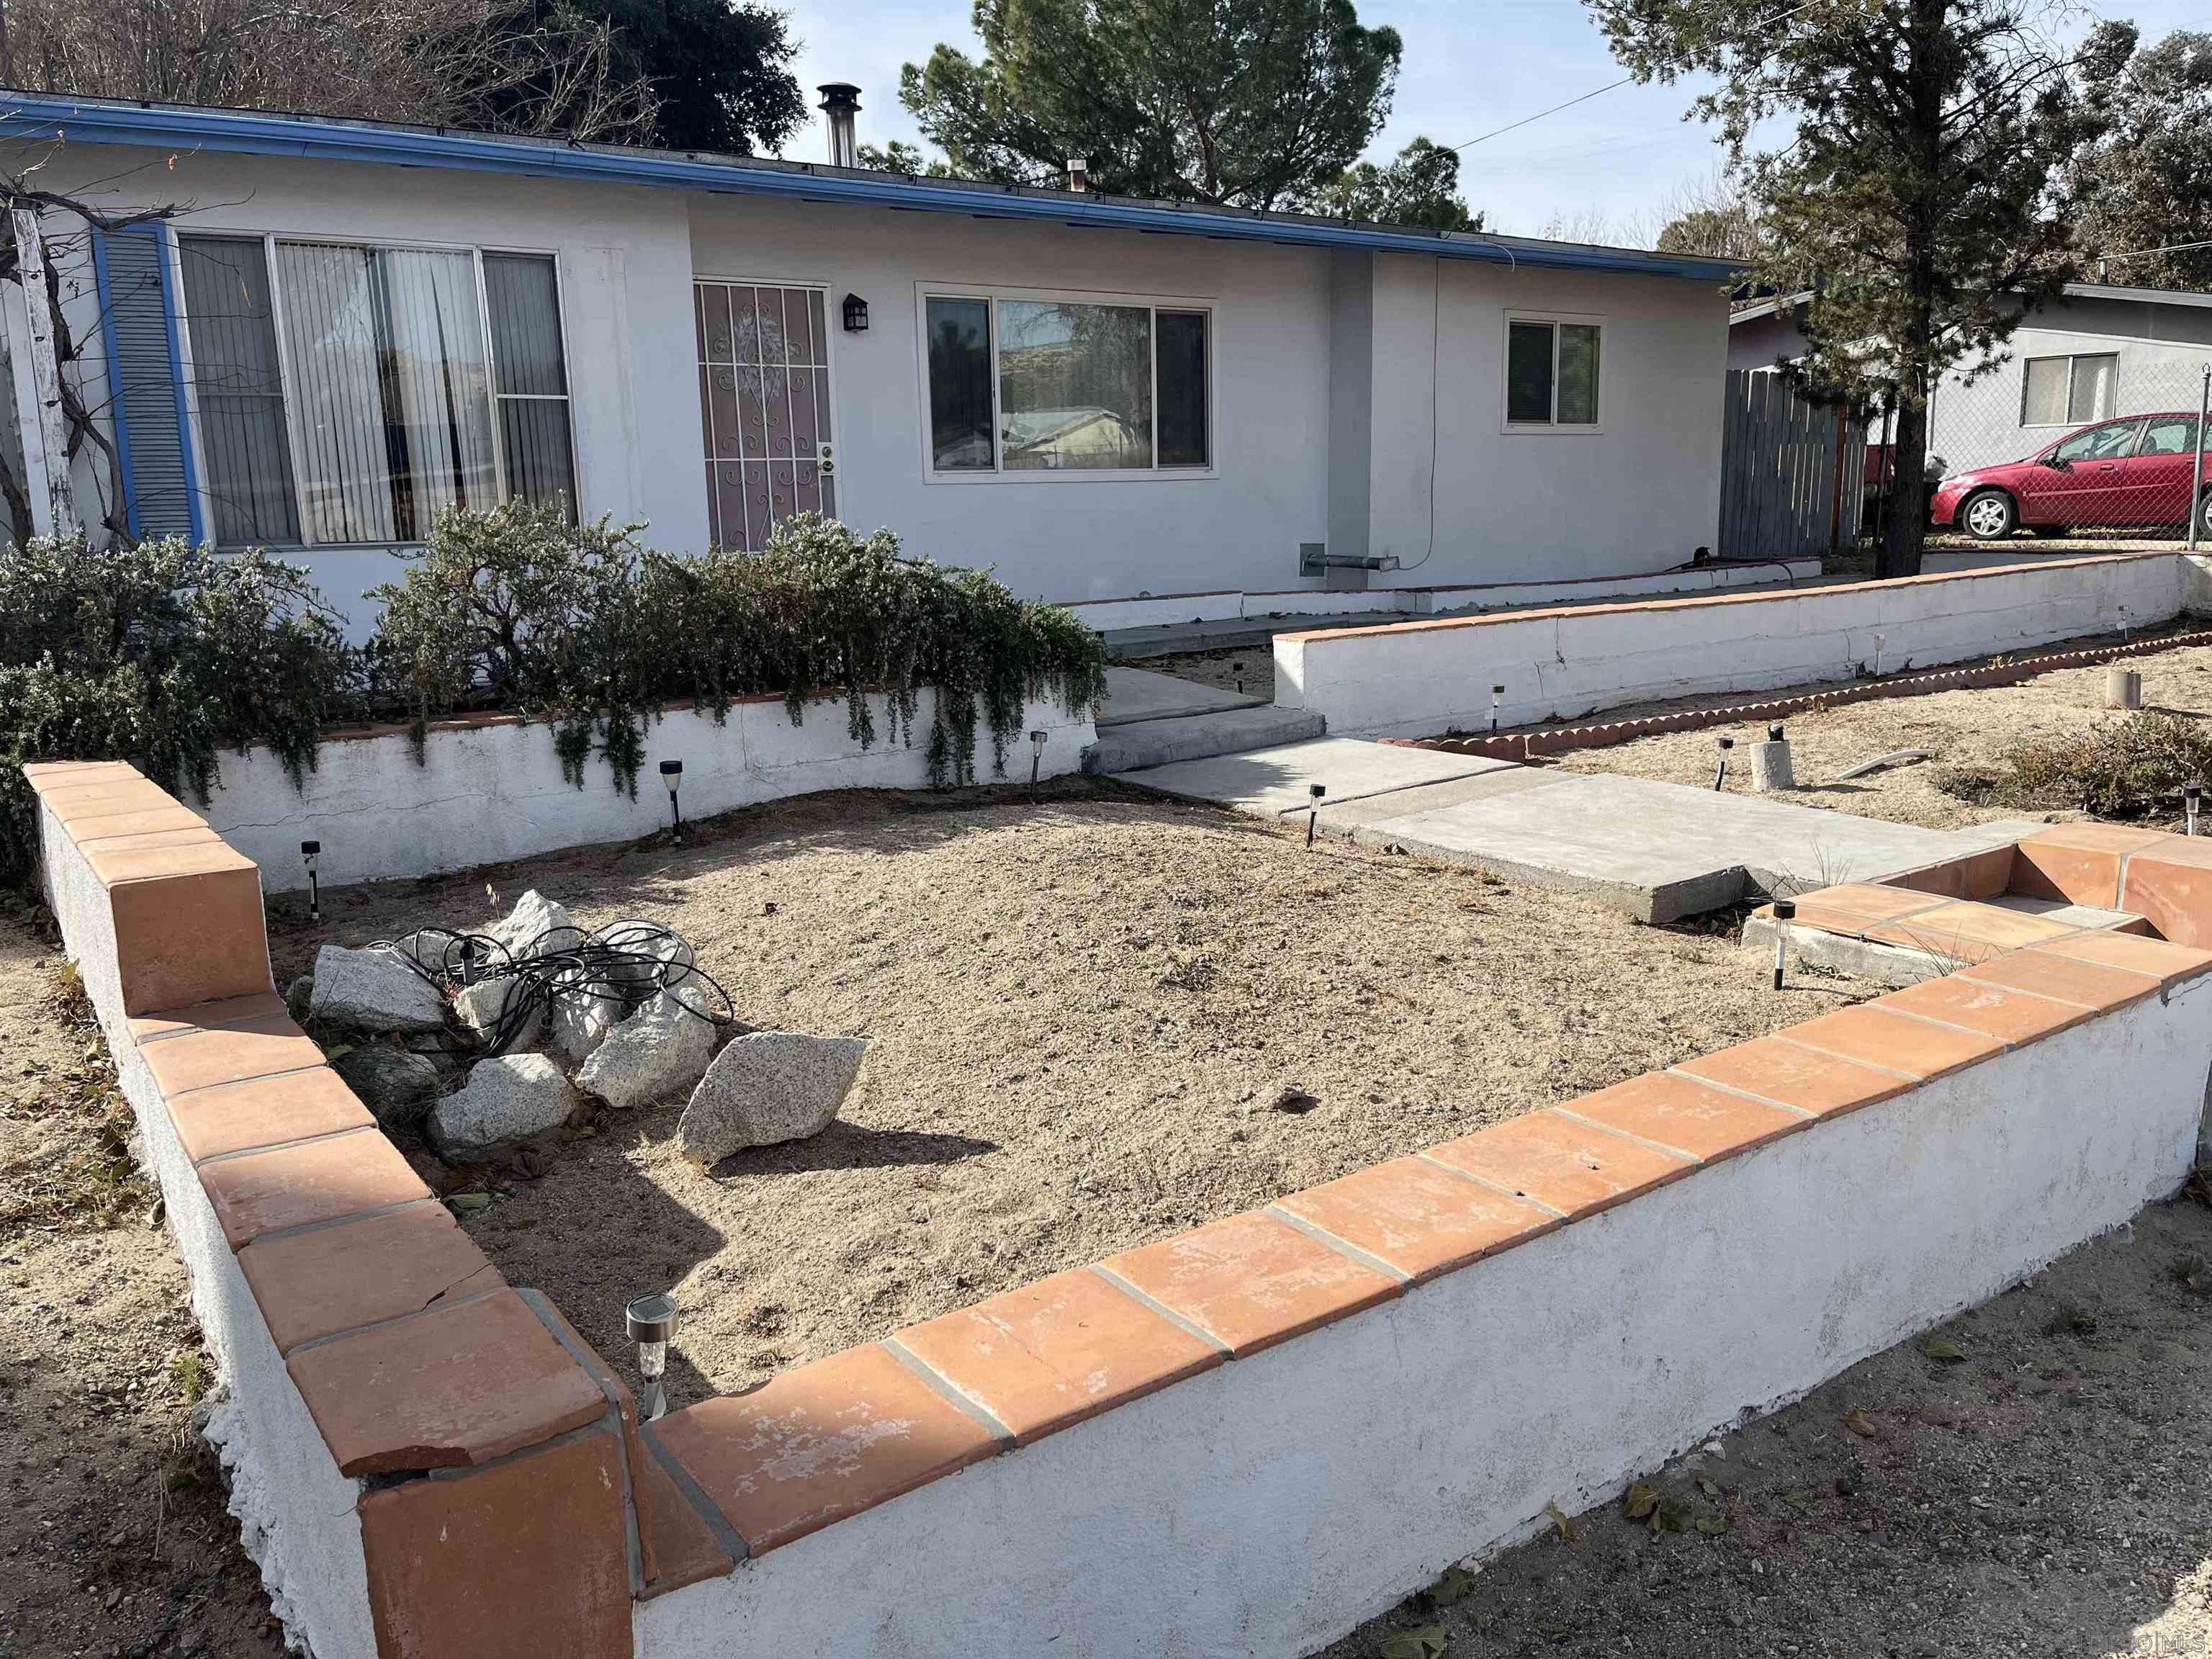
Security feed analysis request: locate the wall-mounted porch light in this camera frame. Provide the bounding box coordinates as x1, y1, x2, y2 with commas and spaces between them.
625, 1292, 678, 1421
300, 840, 321, 921
660, 760, 684, 844
842, 292, 870, 333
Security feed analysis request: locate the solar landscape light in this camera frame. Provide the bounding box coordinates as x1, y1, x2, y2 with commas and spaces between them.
626, 1291, 678, 1421
1491, 684, 1505, 734
1307, 782, 1326, 848
1030, 728, 1049, 785
1713, 736, 1735, 791
1233, 660, 1246, 696
1771, 898, 1796, 992
1769, 724, 1785, 742
300, 840, 321, 921
660, 760, 683, 844
2189, 781, 2203, 837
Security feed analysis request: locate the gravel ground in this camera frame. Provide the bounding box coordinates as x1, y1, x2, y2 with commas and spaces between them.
0, 901, 283, 1659
266, 779, 1877, 1408
1545, 631, 2212, 832
1332, 1194, 2212, 1659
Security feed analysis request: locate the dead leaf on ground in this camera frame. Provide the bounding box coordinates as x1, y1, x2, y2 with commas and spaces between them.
1920, 1336, 1968, 1362
1380, 1627, 1449, 1659
1840, 1409, 1879, 1437
1623, 1481, 1661, 1520
1426, 1565, 1479, 1607
1544, 1501, 1583, 1544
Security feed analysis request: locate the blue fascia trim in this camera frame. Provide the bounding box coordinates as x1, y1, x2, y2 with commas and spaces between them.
152, 222, 206, 545
89, 225, 140, 538
0, 95, 1740, 284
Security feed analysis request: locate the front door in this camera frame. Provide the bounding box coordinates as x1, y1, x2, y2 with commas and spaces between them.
695, 282, 836, 549
2116, 414, 2203, 527
2018, 418, 2144, 528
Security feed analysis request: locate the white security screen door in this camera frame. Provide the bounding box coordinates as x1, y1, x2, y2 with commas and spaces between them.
696, 282, 835, 549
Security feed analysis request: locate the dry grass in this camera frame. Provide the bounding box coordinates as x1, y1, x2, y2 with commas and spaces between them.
0, 959, 152, 1233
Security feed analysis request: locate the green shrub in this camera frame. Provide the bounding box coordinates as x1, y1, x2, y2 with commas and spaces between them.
370, 503, 1107, 793
0, 536, 357, 886
1935, 710, 2212, 819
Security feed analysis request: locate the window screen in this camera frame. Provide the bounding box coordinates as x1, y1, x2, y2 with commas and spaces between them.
1557, 324, 1601, 425
177, 235, 299, 544
484, 253, 575, 516
925, 297, 994, 471
1506, 320, 1554, 424
1156, 310, 1209, 467
2068, 354, 2117, 423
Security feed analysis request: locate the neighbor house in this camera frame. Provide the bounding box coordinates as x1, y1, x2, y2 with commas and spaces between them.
0, 91, 1740, 633
1731, 284, 2212, 475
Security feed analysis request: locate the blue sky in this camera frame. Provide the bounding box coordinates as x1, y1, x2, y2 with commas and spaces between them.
778, 0, 2206, 240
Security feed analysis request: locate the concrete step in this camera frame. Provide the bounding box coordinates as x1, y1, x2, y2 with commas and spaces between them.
1086, 704, 1325, 773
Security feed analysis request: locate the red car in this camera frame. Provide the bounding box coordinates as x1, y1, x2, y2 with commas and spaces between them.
1929, 412, 2212, 541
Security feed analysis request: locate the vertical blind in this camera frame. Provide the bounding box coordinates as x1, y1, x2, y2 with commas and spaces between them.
178, 237, 573, 544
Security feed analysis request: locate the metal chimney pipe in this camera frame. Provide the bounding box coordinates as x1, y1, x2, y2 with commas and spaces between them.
1066, 158, 1090, 193
818, 83, 861, 168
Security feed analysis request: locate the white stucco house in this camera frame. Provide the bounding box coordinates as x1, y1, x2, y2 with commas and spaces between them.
0, 91, 1741, 632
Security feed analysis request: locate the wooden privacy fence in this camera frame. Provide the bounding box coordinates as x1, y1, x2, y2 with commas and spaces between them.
1720, 369, 1863, 560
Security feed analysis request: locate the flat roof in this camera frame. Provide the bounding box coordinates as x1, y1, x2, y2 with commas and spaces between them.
0, 90, 1741, 282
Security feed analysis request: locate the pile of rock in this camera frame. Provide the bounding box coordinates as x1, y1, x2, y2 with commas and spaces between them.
293, 889, 872, 1172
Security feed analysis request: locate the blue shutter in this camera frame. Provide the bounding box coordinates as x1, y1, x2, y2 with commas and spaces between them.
94, 226, 202, 542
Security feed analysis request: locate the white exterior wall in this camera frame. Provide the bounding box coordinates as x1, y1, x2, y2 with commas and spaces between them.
204, 688, 1095, 890
1276, 554, 2188, 738
637, 980, 2212, 1659
18, 137, 1738, 624
1362, 252, 1730, 582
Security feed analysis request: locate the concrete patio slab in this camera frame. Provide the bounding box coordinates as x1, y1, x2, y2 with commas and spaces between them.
1349, 773, 2022, 923
1097, 667, 1262, 729
1115, 737, 1516, 817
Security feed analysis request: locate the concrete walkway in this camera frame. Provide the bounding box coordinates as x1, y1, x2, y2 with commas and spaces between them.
1087, 667, 1323, 773
1117, 736, 2040, 922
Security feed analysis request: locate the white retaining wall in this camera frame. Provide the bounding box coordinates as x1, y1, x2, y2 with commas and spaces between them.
37, 805, 378, 1659
1274, 554, 2193, 739
207, 690, 1095, 891
635, 980, 2212, 1659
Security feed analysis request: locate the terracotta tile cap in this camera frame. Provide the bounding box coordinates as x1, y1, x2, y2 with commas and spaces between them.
104, 863, 272, 1016
650, 1342, 1004, 1555
1673, 1035, 1912, 1120
1867, 899, 2080, 960
1876, 975, 2087, 1046
35, 777, 173, 815
1424, 1108, 1696, 1219
894, 1266, 1223, 1447
66, 803, 211, 845
86, 836, 252, 886
2029, 928, 2212, 986
22, 758, 139, 784
289, 1287, 608, 1477
1790, 882, 1953, 928
138, 1015, 324, 1098
2008, 838, 2128, 909
2018, 822, 2175, 855
1776, 1002, 2002, 1082
634, 1435, 737, 1597
1272, 1156, 1556, 1285
128, 991, 290, 1044
1555, 1071, 1807, 1164
1097, 1210, 1401, 1359
73, 824, 224, 858
167, 1065, 376, 1164
359, 1426, 633, 1658
239, 1200, 502, 1352
2118, 845, 2212, 949
198, 1125, 433, 1250
1958, 948, 2162, 1012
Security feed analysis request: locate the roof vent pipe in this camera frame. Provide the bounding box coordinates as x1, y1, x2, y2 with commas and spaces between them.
1067, 158, 1089, 193
819, 83, 861, 168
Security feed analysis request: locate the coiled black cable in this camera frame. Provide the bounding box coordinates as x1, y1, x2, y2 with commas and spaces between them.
381, 920, 737, 1057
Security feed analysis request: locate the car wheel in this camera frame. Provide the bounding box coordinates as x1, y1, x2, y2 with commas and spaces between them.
1961, 489, 2016, 541
2200, 490, 2212, 542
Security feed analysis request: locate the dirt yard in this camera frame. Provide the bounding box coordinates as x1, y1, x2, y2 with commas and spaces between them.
0, 899, 283, 1659
1334, 1193, 2212, 1659
1547, 631, 2212, 832
266, 780, 1876, 1407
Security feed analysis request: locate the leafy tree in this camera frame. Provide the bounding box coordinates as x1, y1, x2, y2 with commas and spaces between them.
1653, 175, 1763, 265
858, 139, 953, 177
1588, 0, 2103, 577
1293, 136, 1483, 230
548, 0, 806, 153
899, 0, 1403, 209
2066, 24, 2212, 292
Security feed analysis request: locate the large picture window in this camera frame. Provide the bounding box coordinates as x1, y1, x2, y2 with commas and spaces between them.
177, 235, 575, 545
922, 291, 1211, 475
1506, 315, 1601, 429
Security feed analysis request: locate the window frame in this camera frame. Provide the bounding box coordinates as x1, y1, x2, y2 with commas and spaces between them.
1502, 310, 1606, 435
912, 282, 1218, 483
2019, 351, 2119, 429
175, 228, 582, 548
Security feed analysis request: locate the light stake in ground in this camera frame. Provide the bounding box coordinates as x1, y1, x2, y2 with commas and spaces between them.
1713, 736, 1735, 791
626, 1291, 678, 1421
2189, 782, 2202, 838
1029, 728, 1048, 785
660, 760, 683, 845
1771, 898, 1795, 991
300, 840, 320, 921
1307, 783, 1326, 848
1491, 684, 1504, 734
